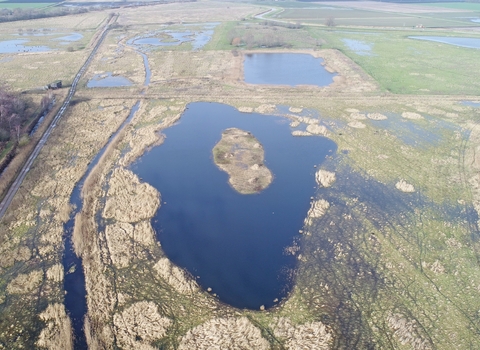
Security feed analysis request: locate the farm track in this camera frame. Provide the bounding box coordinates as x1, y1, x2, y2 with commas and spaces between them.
0, 14, 117, 221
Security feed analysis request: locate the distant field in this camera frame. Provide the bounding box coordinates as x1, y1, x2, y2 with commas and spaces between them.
273, 7, 479, 27
310, 27, 480, 94
0, 2, 54, 8
422, 2, 480, 11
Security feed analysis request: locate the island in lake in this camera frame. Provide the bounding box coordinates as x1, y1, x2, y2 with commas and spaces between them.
213, 128, 272, 194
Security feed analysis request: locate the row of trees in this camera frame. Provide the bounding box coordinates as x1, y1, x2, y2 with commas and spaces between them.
0, 86, 54, 145
0, 87, 26, 143
0, 7, 88, 23
228, 25, 291, 49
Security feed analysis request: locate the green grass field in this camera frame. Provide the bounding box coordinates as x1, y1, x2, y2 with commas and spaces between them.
307, 27, 480, 95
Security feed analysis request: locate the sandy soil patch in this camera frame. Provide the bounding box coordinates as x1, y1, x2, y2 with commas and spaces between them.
36, 303, 73, 350
105, 221, 156, 268
178, 317, 270, 350
367, 113, 388, 120
103, 167, 160, 223
402, 112, 423, 120
289, 107, 303, 113
213, 128, 273, 194
350, 112, 367, 120
395, 179, 415, 193
348, 121, 366, 129
238, 106, 254, 113
6, 270, 43, 294
306, 124, 328, 136
292, 130, 312, 136
316, 169, 336, 187
305, 199, 330, 226
154, 258, 198, 294
273, 317, 331, 350
113, 301, 171, 350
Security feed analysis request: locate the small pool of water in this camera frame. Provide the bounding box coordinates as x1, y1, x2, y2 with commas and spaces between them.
461, 101, 480, 108
342, 38, 374, 56
0, 39, 51, 53
409, 36, 480, 49
54, 33, 83, 42
131, 102, 336, 309
87, 72, 132, 88
244, 53, 336, 87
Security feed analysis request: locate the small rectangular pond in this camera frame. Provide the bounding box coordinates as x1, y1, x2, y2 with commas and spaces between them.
244, 53, 336, 87
87, 72, 132, 88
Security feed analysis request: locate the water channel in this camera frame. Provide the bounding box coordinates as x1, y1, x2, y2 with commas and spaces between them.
63, 33, 153, 349
244, 53, 336, 86
130, 102, 337, 309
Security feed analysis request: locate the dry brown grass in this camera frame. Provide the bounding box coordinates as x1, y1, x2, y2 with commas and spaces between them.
118, 1, 262, 25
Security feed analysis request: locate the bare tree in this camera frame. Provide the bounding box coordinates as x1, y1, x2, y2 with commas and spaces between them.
325, 16, 336, 27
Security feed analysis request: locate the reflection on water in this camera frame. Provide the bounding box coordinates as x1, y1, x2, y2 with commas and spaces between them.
0, 39, 51, 53
87, 72, 132, 88
244, 53, 336, 87
54, 33, 83, 43
131, 102, 337, 309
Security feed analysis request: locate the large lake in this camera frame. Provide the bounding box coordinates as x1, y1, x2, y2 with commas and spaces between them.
131, 102, 336, 309
244, 53, 336, 87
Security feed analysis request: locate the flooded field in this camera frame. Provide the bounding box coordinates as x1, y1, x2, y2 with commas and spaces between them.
0, 39, 51, 53
409, 36, 480, 49
127, 23, 218, 51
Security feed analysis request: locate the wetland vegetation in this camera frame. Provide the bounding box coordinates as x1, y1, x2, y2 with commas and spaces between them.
1, 0, 480, 349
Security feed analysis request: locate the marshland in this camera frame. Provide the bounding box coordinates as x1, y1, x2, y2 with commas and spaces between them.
1, 0, 480, 349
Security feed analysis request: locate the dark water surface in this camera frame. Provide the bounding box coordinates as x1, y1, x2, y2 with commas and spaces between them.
131, 102, 336, 309
244, 53, 336, 86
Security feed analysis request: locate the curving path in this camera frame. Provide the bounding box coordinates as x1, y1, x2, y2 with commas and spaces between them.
0, 15, 117, 220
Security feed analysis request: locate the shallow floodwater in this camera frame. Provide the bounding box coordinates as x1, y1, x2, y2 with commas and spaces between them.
131, 102, 336, 309
128, 23, 217, 51
342, 38, 374, 56
87, 72, 132, 88
409, 36, 480, 49
0, 39, 51, 53
54, 33, 83, 43
462, 101, 480, 108
244, 53, 336, 87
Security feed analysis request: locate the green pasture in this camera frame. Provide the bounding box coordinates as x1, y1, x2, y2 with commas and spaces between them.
309, 27, 480, 95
